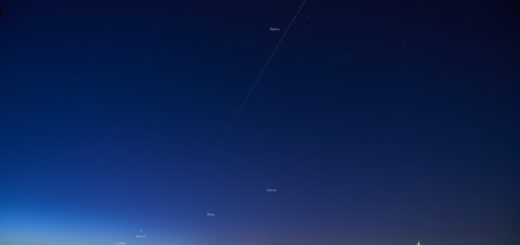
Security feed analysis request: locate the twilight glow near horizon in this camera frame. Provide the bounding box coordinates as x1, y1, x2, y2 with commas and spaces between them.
1, 0, 519, 244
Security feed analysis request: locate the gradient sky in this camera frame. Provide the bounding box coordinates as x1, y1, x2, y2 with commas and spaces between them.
1, 0, 519, 245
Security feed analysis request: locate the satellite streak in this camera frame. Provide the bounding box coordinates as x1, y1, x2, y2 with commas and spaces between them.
217, 0, 307, 150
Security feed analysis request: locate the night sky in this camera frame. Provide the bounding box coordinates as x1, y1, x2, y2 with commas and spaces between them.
1, 0, 519, 245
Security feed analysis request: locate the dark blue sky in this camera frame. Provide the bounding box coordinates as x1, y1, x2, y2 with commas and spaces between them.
1, 0, 519, 244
